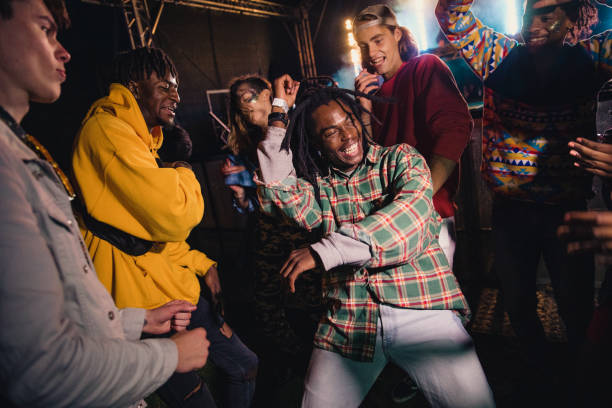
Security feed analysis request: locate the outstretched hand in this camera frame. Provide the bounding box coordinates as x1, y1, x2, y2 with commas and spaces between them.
280, 247, 317, 293
220, 159, 250, 209
273, 74, 300, 108
568, 138, 612, 178
144, 299, 197, 334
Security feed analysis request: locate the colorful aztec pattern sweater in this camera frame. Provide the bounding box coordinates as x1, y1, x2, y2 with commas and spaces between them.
436, 0, 612, 203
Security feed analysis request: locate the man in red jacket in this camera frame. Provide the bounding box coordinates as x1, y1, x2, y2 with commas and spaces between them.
353, 4, 473, 403
354, 4, 472, 275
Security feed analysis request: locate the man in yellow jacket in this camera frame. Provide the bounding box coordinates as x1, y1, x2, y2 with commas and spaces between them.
72, 47, 257, 408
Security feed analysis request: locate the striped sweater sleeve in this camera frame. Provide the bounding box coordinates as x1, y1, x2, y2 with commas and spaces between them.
579, 29, 612, 75
435, 0, 517, 80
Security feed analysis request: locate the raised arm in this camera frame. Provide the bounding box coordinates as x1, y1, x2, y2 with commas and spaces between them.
579, 29, 612, 75
435, 0, 517, 80
256, 126, 323, 231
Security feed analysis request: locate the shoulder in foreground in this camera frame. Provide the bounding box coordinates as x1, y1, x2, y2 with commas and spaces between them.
78, 109, 133, 143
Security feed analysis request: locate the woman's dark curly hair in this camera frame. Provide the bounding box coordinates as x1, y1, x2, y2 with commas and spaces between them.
529, 0, 599, 44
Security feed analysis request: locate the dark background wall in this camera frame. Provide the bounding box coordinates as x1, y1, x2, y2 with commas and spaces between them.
23, 0, 373, 170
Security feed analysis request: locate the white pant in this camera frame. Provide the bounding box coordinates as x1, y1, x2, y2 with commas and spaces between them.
439, 216, 456, 271
302, 306, 494, 408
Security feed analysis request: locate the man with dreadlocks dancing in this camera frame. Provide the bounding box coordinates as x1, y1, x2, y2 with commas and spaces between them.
255, 76, 494, 408
72, 47, 257, 408
436, 0, 612, 399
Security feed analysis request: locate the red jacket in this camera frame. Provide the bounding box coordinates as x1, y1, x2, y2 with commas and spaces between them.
373, 54, 472, 218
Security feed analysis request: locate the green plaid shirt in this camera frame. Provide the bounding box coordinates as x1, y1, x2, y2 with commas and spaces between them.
259, 142, 469, 361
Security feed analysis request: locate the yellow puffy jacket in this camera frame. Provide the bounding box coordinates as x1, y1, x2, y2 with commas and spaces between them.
72, 83, 214, 309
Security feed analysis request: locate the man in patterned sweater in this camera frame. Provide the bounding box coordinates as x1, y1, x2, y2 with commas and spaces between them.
255, 76, 494, 408
436, 0, 612, 397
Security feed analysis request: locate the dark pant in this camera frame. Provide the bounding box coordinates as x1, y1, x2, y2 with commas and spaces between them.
156, 296, 258, 408
492, 198, 594, 368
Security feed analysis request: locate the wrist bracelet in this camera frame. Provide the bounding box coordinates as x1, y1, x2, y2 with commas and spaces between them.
272, 98, 289, 114
268, 111, 289, 127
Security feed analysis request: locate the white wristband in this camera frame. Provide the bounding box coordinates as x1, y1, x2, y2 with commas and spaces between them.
272, 98, 289, 114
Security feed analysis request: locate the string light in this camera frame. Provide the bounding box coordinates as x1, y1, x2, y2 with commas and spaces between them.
345, 18, 361, 76
505, 0, 519, 34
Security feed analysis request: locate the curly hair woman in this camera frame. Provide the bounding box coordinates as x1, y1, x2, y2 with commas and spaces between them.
221, 74, 322, 404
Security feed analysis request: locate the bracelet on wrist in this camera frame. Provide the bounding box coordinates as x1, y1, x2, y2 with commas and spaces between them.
272, 98, 289, 114
268, 111, 289, 127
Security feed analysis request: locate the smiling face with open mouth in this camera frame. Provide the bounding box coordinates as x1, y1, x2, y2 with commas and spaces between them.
356, 24, 403, 80
310, 100, 365, 173
521, 0, 574, 51
135, 71, 180, 130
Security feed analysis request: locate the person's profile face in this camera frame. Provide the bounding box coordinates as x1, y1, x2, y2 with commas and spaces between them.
235, 82, 271, 130
521, 0, 574, 50
0, 0, 71, 104
133, 71, 180, 129
356, 23, 403, 79
310, 100, 364, 173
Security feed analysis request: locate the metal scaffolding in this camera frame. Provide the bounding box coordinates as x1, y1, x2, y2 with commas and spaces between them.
172, 0, 295, 19
82, 0, 321, 77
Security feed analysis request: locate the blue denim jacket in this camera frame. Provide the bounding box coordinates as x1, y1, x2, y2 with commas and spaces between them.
0, 121, 177, 407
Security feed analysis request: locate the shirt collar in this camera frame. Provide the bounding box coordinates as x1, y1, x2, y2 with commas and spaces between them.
327, 143, 381, 178
0, 105, 26, 141
365, 143, 381, 164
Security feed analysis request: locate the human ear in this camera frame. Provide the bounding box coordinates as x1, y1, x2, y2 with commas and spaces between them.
394, 27, 402, 42
128, 81, 139, 99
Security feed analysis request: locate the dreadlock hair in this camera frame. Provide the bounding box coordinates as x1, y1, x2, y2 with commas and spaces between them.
0, 0, 70, 28
109, 47, 178, 89
560, 0, 599, 44
227, 74, 272, 155
282, 83, 384, 186
354, 13, 419, 63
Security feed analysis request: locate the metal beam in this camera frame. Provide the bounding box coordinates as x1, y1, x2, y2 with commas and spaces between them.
82, 0, 319, 76
83, 0, 298, 20
172, 0, 295, 18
